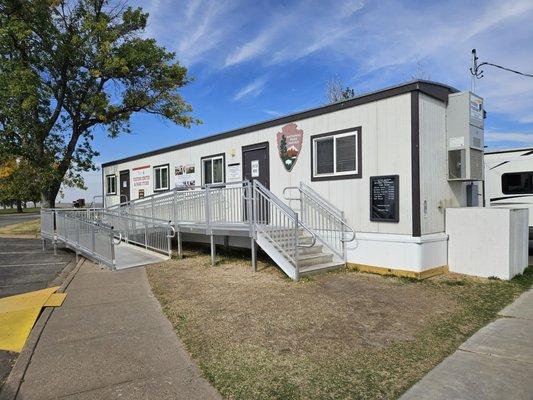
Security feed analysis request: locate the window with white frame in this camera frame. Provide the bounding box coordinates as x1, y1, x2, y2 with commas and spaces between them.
311, 128, 360, 180
106, 174, 116, 195
153, 164, 170, 191
202, 154, 224, 185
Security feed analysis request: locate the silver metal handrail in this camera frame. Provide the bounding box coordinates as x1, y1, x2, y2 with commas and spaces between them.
53, 211, 116, 269
40, 209, 55, 240
252, 180, 316, 280
102, 180, 329, 278
283, 183, 356, 260
300, 182, 345, 219
88, 209, 174, 257
283, 183, 356, 242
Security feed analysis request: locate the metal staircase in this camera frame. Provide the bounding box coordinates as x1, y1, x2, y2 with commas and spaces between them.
96, 179, 355, 280
250, 180, 345, 280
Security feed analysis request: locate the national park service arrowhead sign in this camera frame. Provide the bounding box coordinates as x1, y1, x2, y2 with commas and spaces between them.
277, 123, 303, 172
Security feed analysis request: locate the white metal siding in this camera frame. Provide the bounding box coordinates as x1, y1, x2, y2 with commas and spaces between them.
419, 94, 464, 234
103, 93, 414, 235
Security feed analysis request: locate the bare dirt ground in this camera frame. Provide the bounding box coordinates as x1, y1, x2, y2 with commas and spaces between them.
147, 246, 532, 400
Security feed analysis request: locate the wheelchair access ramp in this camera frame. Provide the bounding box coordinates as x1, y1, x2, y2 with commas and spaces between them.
41, 209, 174, 270
105, 179, 355, 281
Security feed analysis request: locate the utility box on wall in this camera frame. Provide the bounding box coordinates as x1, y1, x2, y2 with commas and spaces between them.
446, 207, 528, 280
446, 92, 484, 181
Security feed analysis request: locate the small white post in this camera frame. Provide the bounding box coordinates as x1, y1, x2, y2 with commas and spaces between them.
210, 234, 215, 267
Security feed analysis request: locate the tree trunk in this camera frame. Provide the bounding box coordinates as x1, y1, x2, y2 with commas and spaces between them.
41, 184, 60, 209
16, 200, 23, 213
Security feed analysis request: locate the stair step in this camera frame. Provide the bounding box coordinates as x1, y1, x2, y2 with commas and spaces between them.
268, 235, 314, 245
297, 252, 333, 267
299, 261, 345, 276
297, 245, 323, 255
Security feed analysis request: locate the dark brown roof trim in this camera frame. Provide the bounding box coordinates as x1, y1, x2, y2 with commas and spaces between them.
102, 80, 457, 168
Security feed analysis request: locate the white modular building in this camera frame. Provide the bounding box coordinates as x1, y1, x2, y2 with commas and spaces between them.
101, 80, 486, 279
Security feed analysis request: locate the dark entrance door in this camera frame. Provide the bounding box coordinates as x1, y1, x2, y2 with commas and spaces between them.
242, 142, 269, 188
243, 143, 269, 222
119, 170, 130, 203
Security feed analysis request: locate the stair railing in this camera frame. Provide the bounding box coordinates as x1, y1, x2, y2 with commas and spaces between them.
252, 180, 316, 280
283, 182, 355, 261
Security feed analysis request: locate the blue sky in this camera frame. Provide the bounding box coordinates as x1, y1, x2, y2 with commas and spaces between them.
63, 0, 533, 202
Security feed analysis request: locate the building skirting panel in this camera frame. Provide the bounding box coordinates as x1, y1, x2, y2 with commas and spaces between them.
346, 232, 448, 274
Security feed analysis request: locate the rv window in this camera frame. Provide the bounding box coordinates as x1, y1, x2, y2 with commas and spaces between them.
106, 175, 116, 195
153, 164, 169, 191
202, 155, 224, 185
502, 172, 533, 195
312, 130, 359, 179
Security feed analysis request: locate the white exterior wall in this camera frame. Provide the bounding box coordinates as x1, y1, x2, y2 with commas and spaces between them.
102, 90, 470, 273
104, 93, 414, 236
419, 93, 465, 235
446, 207, 528, 279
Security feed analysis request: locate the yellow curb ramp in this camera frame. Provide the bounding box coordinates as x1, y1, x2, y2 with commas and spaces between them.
0, 287, 66, 352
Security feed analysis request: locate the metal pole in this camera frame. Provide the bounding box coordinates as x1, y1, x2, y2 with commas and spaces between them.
173, 188, 178, 224
294, 213, 300, 282
144, 225, 148, 249
177, 229, 182, 258
341, 210, 347, 262
110, 230, 116, 271
205, 186, 211, 232
92, 225, 96, 256
167, 227, 172, 258
210, 234, 215, 267
251, 237, 257, 272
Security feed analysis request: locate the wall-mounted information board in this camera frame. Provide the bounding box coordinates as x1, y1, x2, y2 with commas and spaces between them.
370, 175, 399, 222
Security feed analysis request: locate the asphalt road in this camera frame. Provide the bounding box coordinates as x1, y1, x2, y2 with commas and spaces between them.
0, 238, 73, 298
0, 212, 40, 228
0, 237, 74, 390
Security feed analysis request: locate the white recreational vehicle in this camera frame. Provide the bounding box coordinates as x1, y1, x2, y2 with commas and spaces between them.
101, 80, 488, 279
485, 147, 533, 232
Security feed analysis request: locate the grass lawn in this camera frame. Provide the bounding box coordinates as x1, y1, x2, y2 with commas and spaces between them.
0, 207, 40, 215
147, 247, 533, 400
0, 219, 40, 236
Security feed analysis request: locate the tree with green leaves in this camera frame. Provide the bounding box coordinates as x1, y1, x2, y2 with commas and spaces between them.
0, 0, 197, 207
0, 157, 41, 212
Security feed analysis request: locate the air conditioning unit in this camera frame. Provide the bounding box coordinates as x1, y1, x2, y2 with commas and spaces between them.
446, 91, 484, 181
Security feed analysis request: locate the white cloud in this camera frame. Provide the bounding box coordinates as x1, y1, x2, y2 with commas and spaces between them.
233, 76, 268, 101
485, 132, 533, 145
224, 0, 364, 67
140, 0, 533, 129
142, 0, 241, 66
263, 109, 281, 116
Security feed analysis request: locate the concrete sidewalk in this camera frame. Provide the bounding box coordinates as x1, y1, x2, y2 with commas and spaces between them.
7, 260, 220, 400
401, 288, 533, 400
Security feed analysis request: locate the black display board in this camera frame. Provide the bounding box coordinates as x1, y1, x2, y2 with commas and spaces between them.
370, 175, 399, 222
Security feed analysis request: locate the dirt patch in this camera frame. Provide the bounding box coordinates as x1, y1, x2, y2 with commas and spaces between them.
147, 247, 532, 400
